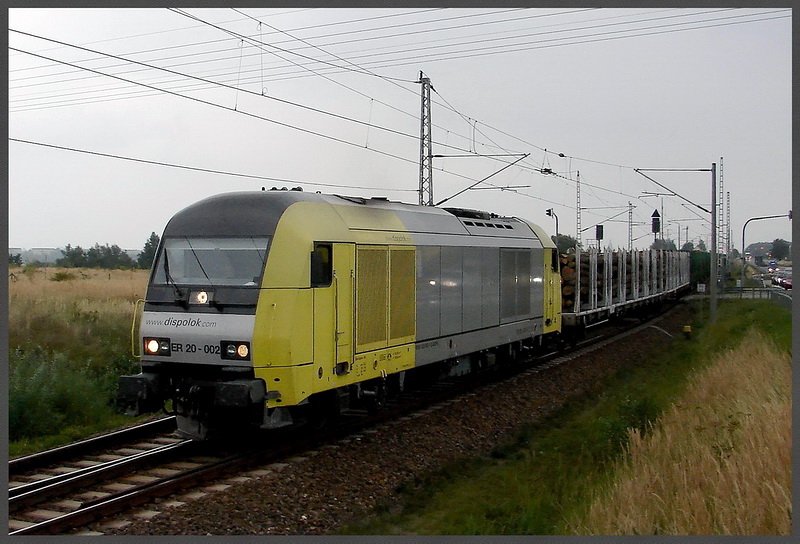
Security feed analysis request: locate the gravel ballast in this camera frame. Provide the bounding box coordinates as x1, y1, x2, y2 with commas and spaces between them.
109, 304, 693, 536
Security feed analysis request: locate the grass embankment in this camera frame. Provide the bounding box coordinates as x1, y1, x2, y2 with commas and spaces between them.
344, 300, 791, 535
8, 267, 149, 456
572, 328, 791, 534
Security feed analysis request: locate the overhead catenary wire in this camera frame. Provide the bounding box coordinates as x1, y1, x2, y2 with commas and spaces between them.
11, 38, 567, 191
7, 30, 484, 159
634, 169, 711, 213
9, 136, 575, 213
168, 8, 563, 171
10, 9, 786, 110
9, 8, 786, 206
9, 45, 422, 167
4, 6, 689, 100
230, 6, 415, 86
347, 10, 791, 70
132, 9, 784, 90
9, 46, 568, 206
9, 9, 786, 240
7, 8, 445, 73
8, 137, 418, 193
8, 29, 553, 178
167, 7, 418, 83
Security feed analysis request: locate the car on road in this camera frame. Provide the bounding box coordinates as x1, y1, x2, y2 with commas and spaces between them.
772, 272, 792, 289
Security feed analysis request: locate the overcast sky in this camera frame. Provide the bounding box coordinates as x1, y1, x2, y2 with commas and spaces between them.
7, 7, 793, 253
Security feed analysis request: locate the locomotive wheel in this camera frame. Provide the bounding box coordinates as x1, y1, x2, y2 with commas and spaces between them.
307, 389, 341, 430
362, 379, 387, 414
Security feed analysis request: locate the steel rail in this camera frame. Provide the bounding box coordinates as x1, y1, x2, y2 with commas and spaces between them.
9, 439, 196, 512
9, 416, 177, 476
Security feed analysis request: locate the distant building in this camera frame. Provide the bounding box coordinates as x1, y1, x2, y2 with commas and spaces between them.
25, 248, 63, 265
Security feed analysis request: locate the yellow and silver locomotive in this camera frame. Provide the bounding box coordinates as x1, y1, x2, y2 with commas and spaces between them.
118, 190, 563, 438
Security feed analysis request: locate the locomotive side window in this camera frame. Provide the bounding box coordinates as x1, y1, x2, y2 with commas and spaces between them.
311, 243, 332, 287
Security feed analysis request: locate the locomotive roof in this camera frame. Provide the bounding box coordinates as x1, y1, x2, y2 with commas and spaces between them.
162, 190, 551, 246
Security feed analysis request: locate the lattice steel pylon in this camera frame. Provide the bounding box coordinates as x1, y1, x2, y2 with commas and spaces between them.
418, 72, 434, 206
726, 191, 731, 255
576, 170, 582, 247
718, 156, 725, 255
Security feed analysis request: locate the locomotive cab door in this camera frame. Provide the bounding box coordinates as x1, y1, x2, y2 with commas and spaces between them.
311, 242, 355, 381
332, 243, 355, 372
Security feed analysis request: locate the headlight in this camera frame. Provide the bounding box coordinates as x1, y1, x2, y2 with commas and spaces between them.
143, 337, 171, 356
221, 341, 250, 361
189, 290, 214, 305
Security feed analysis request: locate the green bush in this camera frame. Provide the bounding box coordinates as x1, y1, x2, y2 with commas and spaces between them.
8, 347, 121, 441
50, 270, 77, 282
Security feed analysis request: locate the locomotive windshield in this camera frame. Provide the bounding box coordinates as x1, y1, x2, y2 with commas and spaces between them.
152, 237, 270, 287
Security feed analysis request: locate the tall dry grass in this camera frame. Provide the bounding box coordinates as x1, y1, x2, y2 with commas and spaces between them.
570, 328, 791, 535
8, 267, 149, 353
8, 267, 151, 448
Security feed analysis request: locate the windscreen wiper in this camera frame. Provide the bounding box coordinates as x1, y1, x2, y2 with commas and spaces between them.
185, 238, 214, 287
184, 238, 225, 309
162, 249, 185, 303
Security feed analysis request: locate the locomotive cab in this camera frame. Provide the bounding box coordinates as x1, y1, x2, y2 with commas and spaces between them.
118, 192, 311, 439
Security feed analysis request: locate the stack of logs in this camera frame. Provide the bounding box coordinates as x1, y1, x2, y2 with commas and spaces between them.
559, 252, 580, 312
625, 252, 634, 298
560, 250, 624, 313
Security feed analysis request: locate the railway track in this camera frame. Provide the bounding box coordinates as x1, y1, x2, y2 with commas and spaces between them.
9, 417, 193, 535
9, 417, 177, 475
7, 304, 679, 536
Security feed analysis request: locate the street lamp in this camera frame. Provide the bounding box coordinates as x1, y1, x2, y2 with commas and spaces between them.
740, 212, 792, 297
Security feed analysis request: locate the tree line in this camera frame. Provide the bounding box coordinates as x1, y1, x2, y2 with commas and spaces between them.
9, 232, 160, 270
7, 233, 791, 269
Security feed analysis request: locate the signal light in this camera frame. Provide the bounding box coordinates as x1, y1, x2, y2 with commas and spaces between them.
652, 217, 660, 233
651, 209, 661, 233
596, 224, 604, 240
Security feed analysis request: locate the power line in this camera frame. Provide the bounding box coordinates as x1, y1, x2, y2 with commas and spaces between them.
436, 84, 645, 200
338, 7, 740, 68
168, 8, 538, 166
168, 7, 417, 83
350, 10, 791, 68
9, 9, 787, 233
8, 30, 484, 160
9, 45, 420, 167
9, 29, 418, 140
8, 137, 418, 193
9, 45, 549, 201
12, 9, 780, 104
8, 8, 442, 73
231, 6, 422, 87
7, 28, 526, 167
